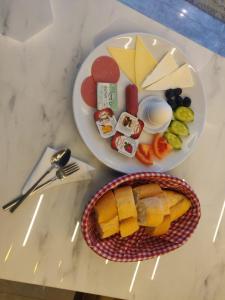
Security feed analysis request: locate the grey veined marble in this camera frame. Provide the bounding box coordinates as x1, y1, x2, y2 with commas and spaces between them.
0, 0, 53, 42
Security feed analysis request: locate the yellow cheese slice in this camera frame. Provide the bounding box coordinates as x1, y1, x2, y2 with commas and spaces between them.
145, 64, 194, 91
107, 47, 135, 83
142, 52, 178, 88
135, 36, 157, 89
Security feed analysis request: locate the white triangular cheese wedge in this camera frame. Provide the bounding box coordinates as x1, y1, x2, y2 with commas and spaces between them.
142, 52, 178, 88
145, 64, 194, 91
135, 36, 157, 89
108, 47, 135, 84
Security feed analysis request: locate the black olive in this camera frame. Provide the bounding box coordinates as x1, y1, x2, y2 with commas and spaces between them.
165, 89, 175, 99
174, 88, 182, 96
183, 97, 192, 107
167, 98, 177, 110
176, 96, 184, 107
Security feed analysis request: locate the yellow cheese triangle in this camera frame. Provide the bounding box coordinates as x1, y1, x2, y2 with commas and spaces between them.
135, 36, 157, 89
108, 47, 135, 84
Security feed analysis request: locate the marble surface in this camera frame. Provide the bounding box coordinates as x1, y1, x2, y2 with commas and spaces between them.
0, 0, 53, 41
120, 0, 225, 57
0, 0, 225, 300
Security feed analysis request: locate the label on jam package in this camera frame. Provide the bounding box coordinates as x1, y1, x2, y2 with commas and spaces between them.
116, 112, 144, 139
111, 132, 138, 158
94, 108, 117, 139
97, 83, 118, 111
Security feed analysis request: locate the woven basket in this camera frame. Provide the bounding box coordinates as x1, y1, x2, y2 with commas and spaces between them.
82, 172, 201, 262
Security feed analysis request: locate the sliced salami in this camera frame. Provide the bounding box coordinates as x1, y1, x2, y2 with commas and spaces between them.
81, 76, 97, 108
91, 56, 120, 83
126, 84, 138, 116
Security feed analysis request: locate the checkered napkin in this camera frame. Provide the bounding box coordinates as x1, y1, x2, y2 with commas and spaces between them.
81, 173, 201, 262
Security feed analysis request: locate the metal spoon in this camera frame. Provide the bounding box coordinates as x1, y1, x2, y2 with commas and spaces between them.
3, 162, 79, 211
3, 148, 71, 213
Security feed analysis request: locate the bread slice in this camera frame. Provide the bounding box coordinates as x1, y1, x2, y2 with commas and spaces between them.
151, 215, 171, 236
120, 217, 139, 237
98, 215, 119, 239
158, 192, 170, 215
170, 197, 191, 222
133, 183, 162, 199
137, 195, 169, 227
163, 190, 184, 208
95, 190, 118, 223
114, 186, 137, 221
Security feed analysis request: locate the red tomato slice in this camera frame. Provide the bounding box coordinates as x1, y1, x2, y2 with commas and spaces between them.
139, 144, 153, 156
135, 144, 153, 165
153, 134, 172, 159
139, 144, 150, 157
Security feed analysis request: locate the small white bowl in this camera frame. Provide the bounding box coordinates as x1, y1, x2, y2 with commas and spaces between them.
138, 96, 172, 134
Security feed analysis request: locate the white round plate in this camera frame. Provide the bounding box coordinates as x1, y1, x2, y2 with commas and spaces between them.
73, 33, 206, 173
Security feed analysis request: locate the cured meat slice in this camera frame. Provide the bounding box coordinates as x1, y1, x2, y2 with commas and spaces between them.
81, 76, 97, 108
126, 84, 138, 116
91, 56, 120, 83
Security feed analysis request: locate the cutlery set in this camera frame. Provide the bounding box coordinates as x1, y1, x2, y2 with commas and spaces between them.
2, 148, 79, 213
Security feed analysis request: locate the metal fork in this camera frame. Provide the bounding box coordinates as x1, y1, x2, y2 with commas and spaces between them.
2, 163, 80, 212
34, 162, 79, 193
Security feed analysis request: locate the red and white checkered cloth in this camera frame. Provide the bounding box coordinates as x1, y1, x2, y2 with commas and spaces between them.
82, 173, 201, 262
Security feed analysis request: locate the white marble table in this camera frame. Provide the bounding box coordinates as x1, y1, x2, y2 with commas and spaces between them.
0, 0, 225, 299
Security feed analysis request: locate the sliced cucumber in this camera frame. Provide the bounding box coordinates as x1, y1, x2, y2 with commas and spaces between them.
174, 106, 194, 122
164, 132, 182, 150
169, 120, 189, 137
